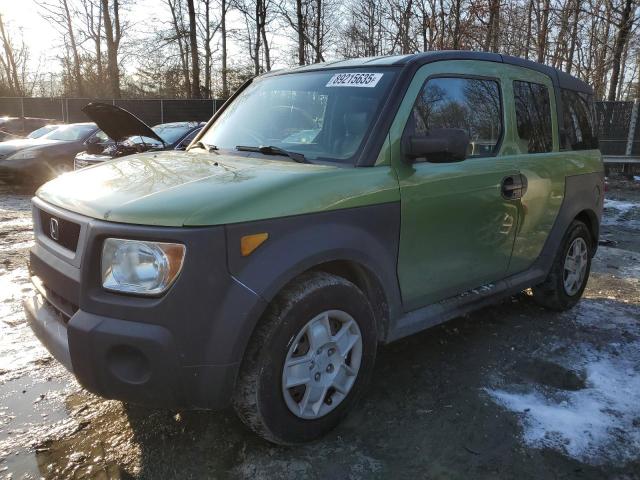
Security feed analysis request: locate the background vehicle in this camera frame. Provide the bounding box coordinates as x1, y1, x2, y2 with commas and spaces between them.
0, 116, 59, 138
0, 123, 108, 185
74, 102, 204, 169
25, 52, 603, 446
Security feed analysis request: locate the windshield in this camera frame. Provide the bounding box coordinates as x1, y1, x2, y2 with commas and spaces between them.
121, 124, 195, 146
43, 124, 96, 141
153, 123, 196, 144
28, 125, 58, 139
199, 69, 398, 163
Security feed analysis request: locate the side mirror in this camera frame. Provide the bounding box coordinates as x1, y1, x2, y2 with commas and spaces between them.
403, 128, 469, 164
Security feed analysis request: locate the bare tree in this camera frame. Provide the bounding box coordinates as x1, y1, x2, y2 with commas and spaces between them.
0, 14, 24, 95
40, 0, 85, 95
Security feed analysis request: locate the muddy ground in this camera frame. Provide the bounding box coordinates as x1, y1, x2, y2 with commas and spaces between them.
0, 177, 639, 480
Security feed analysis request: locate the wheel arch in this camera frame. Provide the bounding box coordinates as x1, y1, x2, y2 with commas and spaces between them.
223, 203, 402, 367
574, 208, 599, 252
305, 259, 390, 342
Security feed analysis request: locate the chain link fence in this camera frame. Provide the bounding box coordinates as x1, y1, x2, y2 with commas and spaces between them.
0, 97, 225, 127
595, 101, 639, 156
1, 96, 639, 157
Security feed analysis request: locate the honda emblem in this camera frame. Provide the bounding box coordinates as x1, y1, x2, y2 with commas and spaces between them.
49, 218, 59, 241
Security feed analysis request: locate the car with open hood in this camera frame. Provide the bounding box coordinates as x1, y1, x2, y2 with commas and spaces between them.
0, 123, 108, 185
24, 51, 603, 445
74, 102, 204, 169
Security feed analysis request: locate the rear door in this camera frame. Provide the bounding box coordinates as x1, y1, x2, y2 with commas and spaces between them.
501, 66, 565, 274
390, 60, 521, 311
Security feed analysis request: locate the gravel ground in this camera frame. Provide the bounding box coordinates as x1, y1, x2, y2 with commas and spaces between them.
0, 177, 639, 480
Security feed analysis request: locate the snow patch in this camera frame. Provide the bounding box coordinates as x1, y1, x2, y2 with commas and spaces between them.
486, 352, 640, 464
602, 199, 640, 227
0, 267, 47, 378
486, 297, 640, 465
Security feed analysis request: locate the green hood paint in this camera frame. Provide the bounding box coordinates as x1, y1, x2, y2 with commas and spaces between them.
37, 151, 400, 226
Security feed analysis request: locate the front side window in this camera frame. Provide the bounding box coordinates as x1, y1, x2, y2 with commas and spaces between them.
90, 130, 109, 143
407, 77, 503, 158
513, 81, 552, 153
199, 69, 398, 163
561, 89, 598, 150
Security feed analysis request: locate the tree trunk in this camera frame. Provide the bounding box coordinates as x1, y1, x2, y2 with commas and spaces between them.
168, 0, 191, 97
565, 0, 580, 73
314, 0, 322, 62
525, 0, 533, 59
607, 0, 634, 101
296, 0, 305, 65
62, 0, 84, 96
204, 0, 211, 97
484, 0, 500, 52
254, 0, 261, 75
186, 0, 201, 98
102, 0, 121, 98
537, 0, 550, 63
261, 20, 271, 70
221, 0, 229, 97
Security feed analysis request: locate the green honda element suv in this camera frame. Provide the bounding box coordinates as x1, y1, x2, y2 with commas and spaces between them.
25, 51, 603, 444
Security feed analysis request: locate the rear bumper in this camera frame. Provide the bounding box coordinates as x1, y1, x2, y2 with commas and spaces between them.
24, 292, 239, 409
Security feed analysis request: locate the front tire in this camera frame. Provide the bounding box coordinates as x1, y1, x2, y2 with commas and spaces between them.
233, 271, 377, 445
532, 220, 593, 311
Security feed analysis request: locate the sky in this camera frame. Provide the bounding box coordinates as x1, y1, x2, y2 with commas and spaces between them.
1, 0, 58, 70
1, 0, 297, 82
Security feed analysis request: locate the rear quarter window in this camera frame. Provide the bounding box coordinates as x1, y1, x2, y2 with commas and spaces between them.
513, 81, 553, 154
560, 89, 598, 150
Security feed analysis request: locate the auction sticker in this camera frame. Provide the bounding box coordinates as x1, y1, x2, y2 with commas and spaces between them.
326, 72, 383, 88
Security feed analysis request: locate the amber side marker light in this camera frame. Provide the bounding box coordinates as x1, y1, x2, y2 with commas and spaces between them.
241, 233, 269, 256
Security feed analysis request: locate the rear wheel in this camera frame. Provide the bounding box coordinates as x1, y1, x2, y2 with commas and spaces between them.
532, 220, 593, 311
233, 271, 377, 444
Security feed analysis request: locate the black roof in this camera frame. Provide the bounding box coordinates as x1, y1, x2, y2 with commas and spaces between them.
275, 50, 593, 95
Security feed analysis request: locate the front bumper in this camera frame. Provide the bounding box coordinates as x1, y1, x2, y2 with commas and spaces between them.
24, 290, 240, 409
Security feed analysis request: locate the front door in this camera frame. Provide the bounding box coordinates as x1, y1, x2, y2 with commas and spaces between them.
391, 61, 520, 311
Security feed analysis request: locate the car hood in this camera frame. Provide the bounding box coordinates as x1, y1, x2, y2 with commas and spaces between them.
81, 102, 165, 144
0, 138, 62, 158
36, 150, 399, 226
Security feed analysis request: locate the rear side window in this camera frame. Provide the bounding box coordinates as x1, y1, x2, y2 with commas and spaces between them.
560, 89, 598, 150
513, 81, 552, 153
408, 77, 503, 158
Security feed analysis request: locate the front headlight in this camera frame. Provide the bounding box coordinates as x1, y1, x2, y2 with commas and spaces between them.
7, 149, 38, 161
101, 238, 186, 295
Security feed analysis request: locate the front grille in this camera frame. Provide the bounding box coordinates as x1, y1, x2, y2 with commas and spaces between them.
74, 159, 89, 170
39, 209, 81, 252
32, 275, 78, 321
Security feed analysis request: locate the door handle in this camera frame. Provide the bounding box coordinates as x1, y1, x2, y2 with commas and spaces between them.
501, 174, 527, 200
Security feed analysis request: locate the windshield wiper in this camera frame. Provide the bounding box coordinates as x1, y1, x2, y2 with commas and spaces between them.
189, 140, 218, 153
236, 145, 310, 163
